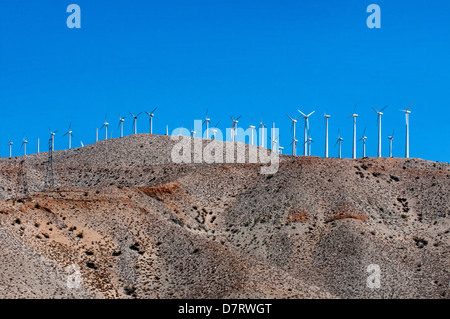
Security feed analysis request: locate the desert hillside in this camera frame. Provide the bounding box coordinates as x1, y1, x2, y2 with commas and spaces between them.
0, 134, 448, 298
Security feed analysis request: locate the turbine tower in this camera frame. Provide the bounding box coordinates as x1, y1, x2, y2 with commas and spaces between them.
388, 130, 395, 158
118, 114, 126, 138
324, 113, 331, 158
335, 129, 344, 159
230, 116, 241, 142
307, 137, 314, 156
145, 107, 157, 134
203, 109, 211, 139
101, 115, 109, 140
248, 117, 256, 145
188, 123, 197, 137
258, 115, 266, 148
298, 109, 315, 156
372, 105, 388, 158
63, 122, 73, 149
209, 121, 220, 140
8, 140, 13, 158
21, 137, 28, 156
49, 128, 57, 151
278, 146, 284, 155
359, 128, 368, 158
347, 106, 358, 159
130, 112, 142, 135
287, 114, 300, 156
401, 102, 413, 158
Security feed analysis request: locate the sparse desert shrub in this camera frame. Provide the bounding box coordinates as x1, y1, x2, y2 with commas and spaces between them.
138, 183, 181, 199
286, 209, 309, 223
327, 214, 368, 222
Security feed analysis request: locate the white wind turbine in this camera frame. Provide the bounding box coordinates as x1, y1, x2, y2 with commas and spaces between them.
298, 109, 315, 156
286, 113, 301, 156
388, 130, 395, 158
49, 128, 57, 151
130, 112, 142, 135
8, 140, 13, 158
307, 137, 314, 156
63, 122, 74, 149
188, 122, 197, 137
401, 102, 413, 158
21, 137, 28, 156
230, 116, 241, 142
270, 134, 279, 153
372, 105, 388, 158
208, 121, 220, 140
258, 115, 267, 148
324, 112, 331, 158
101, 114, 109, 140
145, 107, 158, 134
347, 105, 358, 159
335, 129, 344, 159
270, 122, 278, 152
278, 146, 284, 155
118, 114, 126, 138
248, 116, 256, 145
203, 109, 211, 139
359, 128, 368, 158
290, 138, 299, 156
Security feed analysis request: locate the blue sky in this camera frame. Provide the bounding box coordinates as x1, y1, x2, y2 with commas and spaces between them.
0, 0, 449, 161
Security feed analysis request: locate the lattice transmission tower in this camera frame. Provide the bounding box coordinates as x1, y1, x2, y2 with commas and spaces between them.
45, 135, 57, 189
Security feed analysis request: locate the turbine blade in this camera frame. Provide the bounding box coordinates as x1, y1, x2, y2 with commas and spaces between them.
380, 105, 388, 112
297, 109, 306, 117
151, 107, 158, 114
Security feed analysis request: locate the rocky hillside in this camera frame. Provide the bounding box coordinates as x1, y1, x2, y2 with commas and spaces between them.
0, 134, 448, 298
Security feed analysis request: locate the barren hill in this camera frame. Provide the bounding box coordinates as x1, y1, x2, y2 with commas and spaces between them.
0, 134, 448, 298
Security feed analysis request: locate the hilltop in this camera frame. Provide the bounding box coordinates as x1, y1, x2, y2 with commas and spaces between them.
0, 134, 448, 298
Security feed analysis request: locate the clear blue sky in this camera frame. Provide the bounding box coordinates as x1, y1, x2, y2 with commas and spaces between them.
0, 0, 449, 161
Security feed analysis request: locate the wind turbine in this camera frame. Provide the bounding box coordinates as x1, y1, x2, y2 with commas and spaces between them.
359, 128, 368, 158
307, 137, 314, 156
278, 146, 284, 155
298, 109, 315, 156
290, 139, 299, 156
270, 134, 279, 153
230, 116, 241, 142
324, 113, 331, 158
209, 121, 220, 140
8, 140, 13, 158
248, 117, 256, 145
401, 102, 413, 158
130, 112, 142, 134
372, 105, 388, 158
145, 107, 158, 134
335, 129, 344, 159
63, 122, 74, 149
270, 122, 278, 152
118, 114, 126, 138
49, 128, 57, 151
286, 114, 301, 156
347, 106, 358, 159
258, 115, 266, 148
101, 115, 109, 140
80, 141, 84, 147
188, 122, 197, 137
203, 109, 211, 139
388, 130, 395, 158
21, 137, 28, 156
